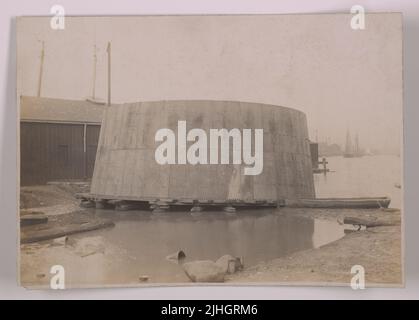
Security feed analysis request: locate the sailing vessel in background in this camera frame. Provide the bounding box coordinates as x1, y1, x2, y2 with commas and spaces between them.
343, 130, 363, 158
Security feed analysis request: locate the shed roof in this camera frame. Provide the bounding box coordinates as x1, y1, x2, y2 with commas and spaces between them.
20, 96, 107, 124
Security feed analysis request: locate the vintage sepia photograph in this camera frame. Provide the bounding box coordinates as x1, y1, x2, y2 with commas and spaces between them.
17, 14, 403, 288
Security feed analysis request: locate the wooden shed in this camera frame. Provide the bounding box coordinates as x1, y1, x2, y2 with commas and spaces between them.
20, 96, 105, 185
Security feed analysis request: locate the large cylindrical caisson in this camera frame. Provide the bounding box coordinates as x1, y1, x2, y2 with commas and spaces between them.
90, 100, 315, 201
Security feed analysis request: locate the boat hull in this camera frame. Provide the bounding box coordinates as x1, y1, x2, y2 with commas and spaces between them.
285, 197, 391, 209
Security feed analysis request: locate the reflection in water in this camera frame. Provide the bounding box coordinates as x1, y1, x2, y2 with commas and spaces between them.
312, 219, 344, 248
68, 210, 344, 284
314, 155, 401, 209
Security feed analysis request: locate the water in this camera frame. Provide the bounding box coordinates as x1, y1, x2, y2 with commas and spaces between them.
65, 209, 344, 284
314, 155, 402, 209
31, 154, 399, 286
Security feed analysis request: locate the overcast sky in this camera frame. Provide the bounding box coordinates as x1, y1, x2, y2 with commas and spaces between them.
17, 14, 403, 152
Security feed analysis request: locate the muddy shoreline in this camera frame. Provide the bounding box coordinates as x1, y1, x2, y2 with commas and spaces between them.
227, 208, 402, 286
19, 184, 402, 287
20, 211, 115, 244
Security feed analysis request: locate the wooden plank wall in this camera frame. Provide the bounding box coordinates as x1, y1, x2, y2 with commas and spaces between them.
90, 101, 315, 201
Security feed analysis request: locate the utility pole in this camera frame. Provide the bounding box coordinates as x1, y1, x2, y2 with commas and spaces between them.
37, 41, 45, 97
92, 44, 97, 100
106, 42, 111, 106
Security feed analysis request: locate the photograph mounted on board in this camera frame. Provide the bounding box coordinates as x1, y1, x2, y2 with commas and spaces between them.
17, 13, 403, 288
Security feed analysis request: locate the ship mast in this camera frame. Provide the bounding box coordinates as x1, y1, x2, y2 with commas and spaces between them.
37, 41, 45, 97
92, 44, 97, 100
106, 42, 111, 106
345, 129, 352, 154
355, 133, 359, 154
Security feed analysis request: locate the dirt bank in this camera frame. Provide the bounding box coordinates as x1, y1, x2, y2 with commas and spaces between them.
227, 208, 402, 286
20, 182, 89, 210
20, 183, 114, 244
